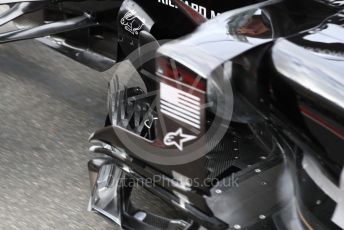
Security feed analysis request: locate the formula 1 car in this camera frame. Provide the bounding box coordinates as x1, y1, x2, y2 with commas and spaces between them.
1, 0, 343, 229
85, 0, 344, 230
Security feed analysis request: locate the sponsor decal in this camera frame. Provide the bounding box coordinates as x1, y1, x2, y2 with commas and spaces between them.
164, 128, 197, 151
157, 0, 220, 19
160, 82, 201, 130
120, 11, 144, 35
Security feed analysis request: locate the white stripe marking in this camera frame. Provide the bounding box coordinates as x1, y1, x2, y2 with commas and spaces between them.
177, 100, 200, 110
177, 94, 200, 105
179, 91, 200, 101
161, 105, 200, 124
161, 83, 201, 105
161, 99, 200, 115
161, 109, 200, 129
160, 103, 200, 119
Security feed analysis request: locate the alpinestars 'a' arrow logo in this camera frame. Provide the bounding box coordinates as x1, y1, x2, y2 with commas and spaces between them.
163, 128, 197, 151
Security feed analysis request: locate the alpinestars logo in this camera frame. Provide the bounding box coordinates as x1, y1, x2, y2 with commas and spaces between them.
163, 128, 197, 151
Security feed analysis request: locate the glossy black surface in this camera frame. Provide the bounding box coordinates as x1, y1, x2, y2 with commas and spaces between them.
267, 12, 344, 229
152, 1, 344, 229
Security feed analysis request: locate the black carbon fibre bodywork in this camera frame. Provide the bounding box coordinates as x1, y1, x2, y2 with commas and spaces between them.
86, 0, 344, 229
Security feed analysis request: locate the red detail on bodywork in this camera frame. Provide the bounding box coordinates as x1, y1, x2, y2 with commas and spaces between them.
157, 57, 174, 79
172, 0, 207, 25
177, 64, 206, 91
157, 57, 206, 91
300, 105, 344, 140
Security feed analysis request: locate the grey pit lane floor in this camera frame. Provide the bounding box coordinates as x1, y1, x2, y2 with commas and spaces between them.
0, 6, 180, 228
0, 34, 179, 230
0, 38, 120, 229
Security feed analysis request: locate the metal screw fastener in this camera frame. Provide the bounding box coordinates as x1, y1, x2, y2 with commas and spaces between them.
234, 224, 241, 229
215, 189, 222, 194
255, 169, 261, 173
259, 215, 266, 220
261, 181, 267, 186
